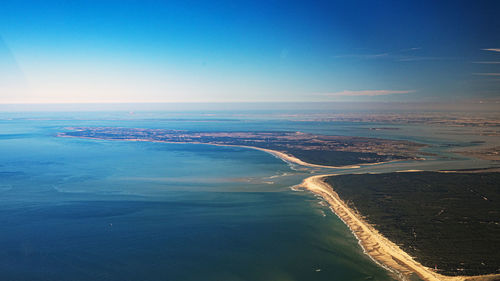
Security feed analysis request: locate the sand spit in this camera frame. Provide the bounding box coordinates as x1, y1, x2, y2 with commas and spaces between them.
57, 134, 362, 169
232, 145, 361, 169
59, 133, 499, 280
298, 174, 500, 281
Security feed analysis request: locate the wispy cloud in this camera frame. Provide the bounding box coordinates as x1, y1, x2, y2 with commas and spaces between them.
472, 73, 500, 76
397, 56, 454, 62
482, 48, 500, 53
319, 90, 416, 97
400, 47, 422, 52
332, 48, 449, 62
332, 53, 389, 59
472, 61, 500, 64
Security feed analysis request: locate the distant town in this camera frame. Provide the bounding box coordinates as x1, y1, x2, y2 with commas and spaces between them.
59, 127, 426, 166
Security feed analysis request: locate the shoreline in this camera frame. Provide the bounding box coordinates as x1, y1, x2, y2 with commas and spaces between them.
57, 134, 369, 169
220, 144, 362, 169
298, 174, 500, 281
59, 133, 499, 280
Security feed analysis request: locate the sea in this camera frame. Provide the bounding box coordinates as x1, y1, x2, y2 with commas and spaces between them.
0, 107, 496, 281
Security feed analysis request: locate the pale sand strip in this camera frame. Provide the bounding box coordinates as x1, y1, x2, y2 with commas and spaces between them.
298, 174, 500, 281
58, 134, 361, 169
60, 133, 499, 280
199, 144, 404, 169
223, 145, 361, 169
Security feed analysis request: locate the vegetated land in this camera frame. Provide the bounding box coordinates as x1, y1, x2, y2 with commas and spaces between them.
325, 172, 500, 276
305, 112, 500, 128
58, 127, 424, 166
456, 146, 500, 162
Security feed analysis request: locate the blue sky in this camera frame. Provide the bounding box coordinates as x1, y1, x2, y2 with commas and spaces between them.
0, 0, 499, 103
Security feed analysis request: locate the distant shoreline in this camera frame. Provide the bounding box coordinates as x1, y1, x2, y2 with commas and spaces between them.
58, 134, 367, 169
58, 126, 424, 167
59, 133, 413, 169
298, 174, 500, 281
59, 132, 500, 280
218, 144, 362, 169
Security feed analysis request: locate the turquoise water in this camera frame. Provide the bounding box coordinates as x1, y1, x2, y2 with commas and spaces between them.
1, 111, 465, 281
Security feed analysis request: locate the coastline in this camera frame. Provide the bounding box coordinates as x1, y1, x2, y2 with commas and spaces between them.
58, 133, 500, 280
57, 134, 365, 169
221, 145, 362, 169
298, 174, 500, 281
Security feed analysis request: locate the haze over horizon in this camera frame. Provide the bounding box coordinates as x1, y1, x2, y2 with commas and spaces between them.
1, 3, 500, 280
1, 0, 499, 104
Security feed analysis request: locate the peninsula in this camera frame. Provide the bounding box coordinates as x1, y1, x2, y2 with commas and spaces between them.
58, 127, 425, 167
57, 127, 500, 281
299, 172, 500, 281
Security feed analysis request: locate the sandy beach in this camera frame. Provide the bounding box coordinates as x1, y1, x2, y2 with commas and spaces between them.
228, 145, 361, 169
59, 133, 499, 281
58, 133, 362, 169
298, 174, 500, 281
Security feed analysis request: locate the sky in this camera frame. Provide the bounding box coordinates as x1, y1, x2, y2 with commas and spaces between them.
0, 0, 499, 103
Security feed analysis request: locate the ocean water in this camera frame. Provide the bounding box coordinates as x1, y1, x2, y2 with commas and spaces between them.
3, 110, 493, 281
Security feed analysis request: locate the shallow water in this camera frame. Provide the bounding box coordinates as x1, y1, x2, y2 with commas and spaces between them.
2, 110, 497, 280
0, 112, 400, 281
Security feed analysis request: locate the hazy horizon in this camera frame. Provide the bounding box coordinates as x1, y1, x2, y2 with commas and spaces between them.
1, 2, 499, 280
1, 0, 499, 104
1, 100, 500, 113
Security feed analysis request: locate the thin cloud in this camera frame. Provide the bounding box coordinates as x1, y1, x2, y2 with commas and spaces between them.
332, 53, 389, 59
472, 73, 500, 76
320, 90, 416, 97
397, 56, 452, 62
472, 61, 500, 64
400, 47, 422, 52
333, 48, 450, 62
482, 48, 500, 53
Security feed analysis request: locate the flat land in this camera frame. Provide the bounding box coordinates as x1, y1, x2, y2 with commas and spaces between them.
58, 127, 425, 166
456, 146, 500, 162
325, 172, 500, 276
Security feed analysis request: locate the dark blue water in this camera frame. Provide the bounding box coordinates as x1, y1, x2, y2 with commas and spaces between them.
0, 111, 405, 281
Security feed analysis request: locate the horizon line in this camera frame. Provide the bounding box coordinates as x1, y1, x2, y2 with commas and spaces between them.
0, 100, 498, 105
